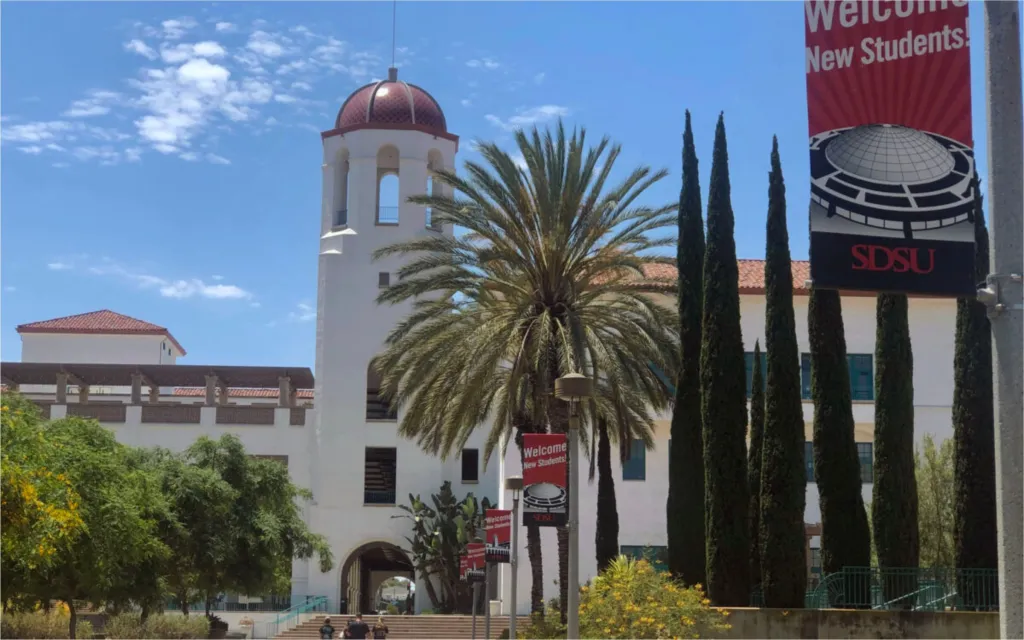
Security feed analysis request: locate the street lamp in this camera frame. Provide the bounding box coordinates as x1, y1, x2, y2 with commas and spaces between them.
505, 475, 523, 640
555, 373, 593, 640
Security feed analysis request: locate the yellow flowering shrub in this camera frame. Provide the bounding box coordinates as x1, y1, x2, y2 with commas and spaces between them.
579, 556, 731, 639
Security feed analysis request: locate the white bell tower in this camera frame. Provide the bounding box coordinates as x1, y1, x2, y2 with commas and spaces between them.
301, 66, 461, 611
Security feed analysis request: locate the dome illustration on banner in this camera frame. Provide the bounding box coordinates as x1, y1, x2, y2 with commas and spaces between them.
809, 124, 976, 239
523, 482, 567, 511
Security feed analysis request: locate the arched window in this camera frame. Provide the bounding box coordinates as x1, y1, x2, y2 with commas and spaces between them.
377, 145, 400, 225
334, 148, 350, 227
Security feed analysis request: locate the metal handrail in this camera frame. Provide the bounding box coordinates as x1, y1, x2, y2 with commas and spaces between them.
266, 596, 328, 638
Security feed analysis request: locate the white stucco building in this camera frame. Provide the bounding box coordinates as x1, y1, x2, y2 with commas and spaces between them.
2, 67, 961, 619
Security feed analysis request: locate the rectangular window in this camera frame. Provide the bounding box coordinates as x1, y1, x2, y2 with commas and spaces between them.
619, 545, 668, 572
334, 208, 348, 227
849, 354, 874, 401
744, 352, 768, 399
805, 441, 815, 483
810, 547, 822, 575
461, 448, 479, 483
378, 272, 391, 288
364, 447, 397, 505
857, 442, 873, 484
799, 353, 874, 402
622, 439, 646, 481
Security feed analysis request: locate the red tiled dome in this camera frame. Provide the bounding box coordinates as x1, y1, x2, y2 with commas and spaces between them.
334, 68, 447, 134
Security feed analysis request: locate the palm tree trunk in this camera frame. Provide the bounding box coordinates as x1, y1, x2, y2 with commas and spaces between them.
595, 419, 619, 573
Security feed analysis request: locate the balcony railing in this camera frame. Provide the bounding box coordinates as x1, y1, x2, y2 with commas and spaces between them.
67, 403, 127, 423
366, 390, 396, 420
334, 209, 348, 227
215, 406, 276, 425
377, 206, 399, 225
364, 489, 396, 505
289, 407, 307, 426
142, 404, 201, 424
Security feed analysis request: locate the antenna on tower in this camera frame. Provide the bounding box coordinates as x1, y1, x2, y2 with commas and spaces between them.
390, 0, 397, 69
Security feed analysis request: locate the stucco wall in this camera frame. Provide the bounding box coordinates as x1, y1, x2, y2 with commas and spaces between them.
498, 292, 959, 614
20, 332, 180, 365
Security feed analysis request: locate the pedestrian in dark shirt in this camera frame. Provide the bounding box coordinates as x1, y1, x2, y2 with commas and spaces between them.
318, 617, 336, 640
347, 614, 370, 640
372, 616, 389, 639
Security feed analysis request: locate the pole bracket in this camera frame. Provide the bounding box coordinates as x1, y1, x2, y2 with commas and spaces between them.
976, 273, 1023, 317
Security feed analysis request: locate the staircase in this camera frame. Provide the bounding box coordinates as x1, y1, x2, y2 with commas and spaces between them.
276, 615, 532, 640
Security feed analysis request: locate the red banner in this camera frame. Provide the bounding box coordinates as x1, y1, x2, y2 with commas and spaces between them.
805, 0, 975, 296
521, 433, 567, 527
485, 509, 512, 563
465, 542, 486, 583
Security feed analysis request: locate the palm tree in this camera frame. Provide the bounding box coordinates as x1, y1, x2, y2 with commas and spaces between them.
372, 121, 679, 619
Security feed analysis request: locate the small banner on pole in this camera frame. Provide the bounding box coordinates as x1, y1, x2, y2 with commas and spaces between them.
521, 433, 568, 527
804, 0, 975, 296
485, 509, 512, 563
465, 542, 486, 583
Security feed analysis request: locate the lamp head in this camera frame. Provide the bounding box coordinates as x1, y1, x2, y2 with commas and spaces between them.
555, 373, 593, 401
505, 475, 523, 495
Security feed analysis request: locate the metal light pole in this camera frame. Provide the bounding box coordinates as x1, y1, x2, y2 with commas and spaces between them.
556, 373, 593, 640
505, 476, 523, 640
980, 3, 1024, 638
484, 561, 492, 640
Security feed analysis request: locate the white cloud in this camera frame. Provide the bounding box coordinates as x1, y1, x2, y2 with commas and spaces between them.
246, 31, 288, 58
63, 90, 122, 118
461, 99, 472, 107
207, 153, 231, 165
250, 301, 261, 308
1, 121, 74, 143
511, 152, 528, 170
288, 302, 316, 322
534, 72, 546, 84
291, 81, 312, 91
19, 146, 43, 155
215, 22, 236, 33
160, 41, 227, 64
125, 39, 158, 60
4, 286, 16, 293
466, 58, 500, 70
273, 94, 298, 104
211, 274, 224, 281
485, 105, 571, 132
52, 257, 253, 301
162, 18, 198, 40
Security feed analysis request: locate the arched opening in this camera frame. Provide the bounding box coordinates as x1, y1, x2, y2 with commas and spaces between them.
375, 576, 415, 615
426, 150, 444, 231
376, 145, 400, 225
339, 542, 415, 615
365, 363, 396, 420
333, 148, 350, 227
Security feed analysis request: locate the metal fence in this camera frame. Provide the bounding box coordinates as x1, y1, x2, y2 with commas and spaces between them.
803, 567, 999, 611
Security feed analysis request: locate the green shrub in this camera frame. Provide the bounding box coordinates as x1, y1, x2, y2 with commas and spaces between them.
0, 609, 94, 639
103, 613, 210, 639
385, 603, 399, 615
580, 556, 731, 639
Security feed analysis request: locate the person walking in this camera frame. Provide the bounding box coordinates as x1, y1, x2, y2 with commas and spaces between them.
372, 616, 389, 639
347, 614, 371, 640
318, 617, 336, 640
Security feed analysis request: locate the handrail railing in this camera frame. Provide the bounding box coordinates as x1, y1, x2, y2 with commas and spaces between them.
266, 595, 327, 638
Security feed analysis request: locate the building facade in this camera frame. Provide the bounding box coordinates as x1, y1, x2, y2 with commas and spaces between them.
2, 69, 960, 617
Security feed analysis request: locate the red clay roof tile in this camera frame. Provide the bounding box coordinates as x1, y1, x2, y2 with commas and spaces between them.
16, 310, 187, 355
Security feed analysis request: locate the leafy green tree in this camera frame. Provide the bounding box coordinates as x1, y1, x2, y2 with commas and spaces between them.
371, 121, 678, 618
1, 393, 84, 604
873, 293, 919, 604
700, 113, 750, 606
184, 435, 334, 613
915, 435, 955, 569
747, 341, 765, 593
952, 190, 997, 599
667, 110, 707, 586
758, 136, 807, 608
24, 417, 169, 638
808, 288, 871, 605
594, 419, 619, 573
394, 482, 491, 613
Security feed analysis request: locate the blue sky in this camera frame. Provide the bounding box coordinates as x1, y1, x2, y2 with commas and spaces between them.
0, 2, 996, 368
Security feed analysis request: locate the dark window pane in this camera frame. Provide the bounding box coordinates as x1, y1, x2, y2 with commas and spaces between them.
622, 440, 646, 481
805, 441, 815, 483
461, 448, 479, 483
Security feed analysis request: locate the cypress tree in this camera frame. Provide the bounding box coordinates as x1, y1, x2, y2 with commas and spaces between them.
873, 292, 919, 605
808, 287, 871, 606
595, 419, 620, 573
758, 137, 807, 608
700, 113, 750, 606
747, 341, 765, 593
953, 184, 997, 608
668, 110, 707, 585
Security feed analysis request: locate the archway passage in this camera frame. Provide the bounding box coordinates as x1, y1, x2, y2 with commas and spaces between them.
340, 542, 415, 615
